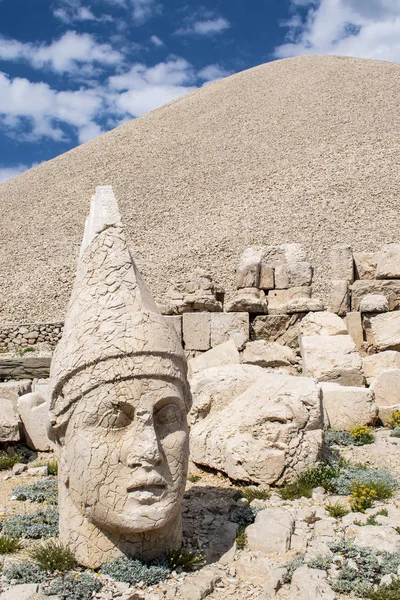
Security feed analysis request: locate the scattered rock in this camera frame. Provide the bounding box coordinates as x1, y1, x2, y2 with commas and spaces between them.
376, 244, 400, 279
371, 369, 400, 425
362, 350, 400, 384
188, 341, 240, 377
350, 525, 400, 553
241, 340, 297, 368
359, 294, 389, 313
288, 566, 335, 600
364, 311, 400, 351
18, 392, 52, 451
178, 568, 221, 600
27, 465, 48, 476
300, 335, 364, 386
300, 312, 347, 337
246, 508, 295, 552
225, 288, 268, 313
321, 383, 378, 430
0, 398, 20, 442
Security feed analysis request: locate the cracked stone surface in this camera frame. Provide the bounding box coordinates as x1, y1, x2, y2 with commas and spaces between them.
48, 186, 191, 567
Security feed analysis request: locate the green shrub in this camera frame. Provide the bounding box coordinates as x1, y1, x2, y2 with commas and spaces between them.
44, 573, 102, 600
279, 462, 340, 500
29, 539, 76, 572
325, 500, 349, 518
1, 508, 59, 539
0, 449, 22, 470
350, 426, 375, 445
166, 547, 205, 571
325, 430, 354, 446
0, 533, 22, 553
187, 474, 201, 483
390, 427, 400, 438
100, 557, 169, 586
12, 478, 58, 504
230, 504, 259, 528
47, 460, 58, 476
3, 559, 47, 583
331, 465, 398, 499
282, 556, 305, 584
388, 411, 400, 429
364, 578, 400, 600
235, 529, 247, 550
237, 485, 270, 503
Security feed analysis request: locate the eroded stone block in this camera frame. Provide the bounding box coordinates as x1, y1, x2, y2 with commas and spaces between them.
351, 280, 400, 311
300, 312, 347, 336
275, 262, 313, 289
210, 312, 249, 349
371, 369, 400, 425
345, 311, 364, 348
182, 313, 211, 351
359, 294, 389, 313
259, 264, 274, 290
188, 340, 240, 377
330, 244, 354, 283
300, 335, 364, 386
321, 383, 378, 430
328, 280, 349, 316
364, 312, 400, 351
18, 392, 52, 451
225, 288, 268, 313
354, 251, 378, 280
362, 351, 400, 384
0, 398, 20, 442
376, 244, 400, 279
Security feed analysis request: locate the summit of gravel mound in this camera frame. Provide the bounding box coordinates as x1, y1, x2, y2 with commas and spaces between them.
1, 54, 400, 323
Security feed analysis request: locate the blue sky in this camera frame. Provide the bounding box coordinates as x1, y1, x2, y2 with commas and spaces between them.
0, 0, 399, 182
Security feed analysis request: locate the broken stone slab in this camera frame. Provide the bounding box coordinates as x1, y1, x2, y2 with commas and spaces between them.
300, 335, 364, 386
178, 568, 221, 600
236, 247, 262, 289
12, 463, 27, 475
189, 364, 266, 426
0, 584, 41, 600
330, 244, 354, 283
259, 265, 274, 290
235, 554, 273, 585
0, 398, 20, 442
354, 251, 378, 281
359, 294, 389, 313
164, 315, 182, 341
286, 298, 324, 313
210, 312, 249, 350
328, 280, 349, 316
345, 311, 364, 348
268, 287, 311, 315
371, 369, 400, 425
225, 288, 268, 313
321, 382, 378, 430
274, 262, 313, 289
246, 508, 295, 553
0, 380, 32, 410
351, 280, 400, 311
300, 312, 347, 336
350, 525, 400, 553
0, 357, 52, 381
252, 314, 292, 341
190, 373, 323, 484
27, 465, 48, 476
182, 313, 211, 351
262, 243, 307, 266
261, 567, 286, 599
376, 244, 400, 279
288, 566, 335, 600
241, 340, 297, 368
362, 351, 400, 384
18, 392, 52, 451
188, 340, 240, 377
364, 312, 400, 351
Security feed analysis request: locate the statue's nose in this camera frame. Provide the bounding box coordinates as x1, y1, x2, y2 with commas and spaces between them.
122, 421, 163, 468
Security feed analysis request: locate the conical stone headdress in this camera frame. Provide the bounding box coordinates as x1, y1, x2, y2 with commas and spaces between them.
49, 186, 189, 438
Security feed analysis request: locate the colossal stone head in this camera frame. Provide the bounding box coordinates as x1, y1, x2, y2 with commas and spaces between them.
49, 186, 190, 567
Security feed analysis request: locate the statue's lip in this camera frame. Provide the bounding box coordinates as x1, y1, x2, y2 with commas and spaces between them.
127, 480, 167, 491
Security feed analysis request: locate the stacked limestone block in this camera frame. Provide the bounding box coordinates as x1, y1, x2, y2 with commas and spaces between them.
0, 322, 63, 351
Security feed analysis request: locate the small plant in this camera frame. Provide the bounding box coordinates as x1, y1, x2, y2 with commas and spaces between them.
304, 511, 321, 525
3, 559, 47, 583
100, 556, 169, 586
0, 449, 22, 470
364, 578, 400, 600
350, 484, 378, 513
325, 500, 349, 518
0, 533, 22, 553
325, 430, 353, 446
166, 547, 205, 571
12, 478, 58, 504
279, 462, 339, 500
44, 573, 102, 600
282, 555, 305, 584
29, 539, 76, 572
47, 459, 58, 476
388, 411, 400, 429
350, 426, 375, 445
331, 465, 398, 499
1, 507, 59, 539
390, 426, 400, 438
187, 473, 201, 483
237, 485, 270, 503
235, 529, 247, 550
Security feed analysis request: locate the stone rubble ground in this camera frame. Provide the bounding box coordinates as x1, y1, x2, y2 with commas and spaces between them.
0, 429, 400, 599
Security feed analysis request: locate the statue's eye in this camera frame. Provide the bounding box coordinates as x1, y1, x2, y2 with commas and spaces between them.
108, 404, 134, 429
155, 403, 183, 426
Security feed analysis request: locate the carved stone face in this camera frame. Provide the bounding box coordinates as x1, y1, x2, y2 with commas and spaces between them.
62, 375, 189, 535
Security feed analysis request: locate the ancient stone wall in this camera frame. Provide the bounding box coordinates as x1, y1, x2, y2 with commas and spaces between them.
0, 322, 63, 351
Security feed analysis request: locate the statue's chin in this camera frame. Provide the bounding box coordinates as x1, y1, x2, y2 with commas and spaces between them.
85, 504, 177, 535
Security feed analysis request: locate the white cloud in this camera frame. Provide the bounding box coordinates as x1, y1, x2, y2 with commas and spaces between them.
0, 164, 30, 183
53, 0, 113, 24
0, 72, 103, 141
130, 0, 161, 23
177, 17, 230, 36
0, 31, 123, 75
150, 34, 164, 46
198, 64, 232, 82
275, 0, 400, 63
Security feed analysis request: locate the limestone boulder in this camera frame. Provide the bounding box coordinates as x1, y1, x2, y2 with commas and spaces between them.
300, 312, 347, 337
182, 313, 211, 351
188, 340, 240, 377
371, 369, 400, 425
350, 525, 400, 553
0, 398, 20, 442
328, 280, 349, 316
330, 244, 354, 283
362, 351, 400, 384
274, 261, 313, 289
300, 335, 364, 386
0, 356, 51, 380
352, 280, 400, 311
241, 340, 297, 368
236, 247, 263, 289
287, 298, 324, 313
225, 288, 268, 313
354, 251, 378, 280
268, 287, 311, 315
364, 312, 400, 351
252, 314, 292, 341
321, 383, 378, 430
246, 508, 295, 553
288, 566, 335, 600
0, 380, 32, 410
189, 364, 266, 425
376, 244, 400, 279
345, 312, 364, 348
18, 392, 52, 451
359, 294, 389, 313
210, 312, 249, 350
190, 373, 323, 484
